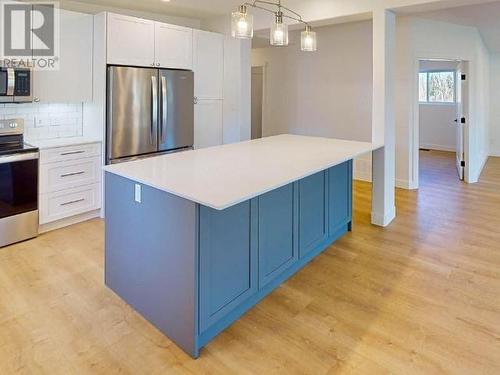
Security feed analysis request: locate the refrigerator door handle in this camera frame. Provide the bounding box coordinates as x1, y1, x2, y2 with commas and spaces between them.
160, 76, 168, 144
151, 75, 158, 145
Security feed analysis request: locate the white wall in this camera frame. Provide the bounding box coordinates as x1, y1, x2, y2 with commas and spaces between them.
419, 60, 458, 152
396, 17, 491, 186
251, 20, 374, 181
419, 104, 457, 151
489, 53, 500, 156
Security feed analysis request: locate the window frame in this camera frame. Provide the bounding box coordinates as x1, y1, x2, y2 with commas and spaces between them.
419, 69, 457, 104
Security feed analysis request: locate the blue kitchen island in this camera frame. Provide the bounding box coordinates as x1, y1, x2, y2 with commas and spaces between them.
103, 135, 378, 358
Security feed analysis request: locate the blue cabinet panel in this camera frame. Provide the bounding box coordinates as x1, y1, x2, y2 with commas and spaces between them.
298, 171, 328, 258
199, 201, 258, 332
328, 161, 353, 234
258, 184, 298, 288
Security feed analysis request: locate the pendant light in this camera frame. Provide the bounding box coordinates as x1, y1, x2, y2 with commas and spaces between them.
270, 11, 288, 46
231, 1, 316, 52
301, 25, 317, 52
231, 5, 253, 39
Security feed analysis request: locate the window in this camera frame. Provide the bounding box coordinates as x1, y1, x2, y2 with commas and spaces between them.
419, 71, 456, 103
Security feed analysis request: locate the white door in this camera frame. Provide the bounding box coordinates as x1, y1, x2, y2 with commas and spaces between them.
193, 30, 223, 99
107, 13, 155, 67
154, 23, 193, 69
194, 100, 223, 149
455, 63, 467, 180
34, 10, 93, 102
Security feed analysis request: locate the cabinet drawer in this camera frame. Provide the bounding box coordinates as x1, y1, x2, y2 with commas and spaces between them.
40, 157, 101, 194
40, 143, 101, 164
39, 183, 101, 224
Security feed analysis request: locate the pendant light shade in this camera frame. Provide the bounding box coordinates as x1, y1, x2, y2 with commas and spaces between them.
301, 25, 317, 51
231, 5, 253, 39
270, 11, 288, 46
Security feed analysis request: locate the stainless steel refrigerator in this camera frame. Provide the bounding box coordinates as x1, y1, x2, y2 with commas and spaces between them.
106, 66, 194, 164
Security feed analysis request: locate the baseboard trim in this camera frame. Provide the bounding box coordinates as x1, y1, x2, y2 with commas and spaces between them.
371, 206, 396, 227
468, 153, 489, 184
420, 143, 455, 152
39, 210, 101, 234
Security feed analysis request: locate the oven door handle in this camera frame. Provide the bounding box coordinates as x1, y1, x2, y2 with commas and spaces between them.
7, 68, 15, 96
0, 152, 39, 164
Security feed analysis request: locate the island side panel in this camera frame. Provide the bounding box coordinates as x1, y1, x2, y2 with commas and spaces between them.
104, 172, 199, 357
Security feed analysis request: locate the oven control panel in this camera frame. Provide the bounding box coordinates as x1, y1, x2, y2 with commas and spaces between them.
0, 118, 24, 135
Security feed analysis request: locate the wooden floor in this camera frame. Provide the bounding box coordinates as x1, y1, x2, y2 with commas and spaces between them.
1, 150, 499, 374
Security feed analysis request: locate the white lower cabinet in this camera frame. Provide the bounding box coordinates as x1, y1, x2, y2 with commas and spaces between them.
39, 142, 102, 227
194, 100, 223, 149
39, 184, 101, 225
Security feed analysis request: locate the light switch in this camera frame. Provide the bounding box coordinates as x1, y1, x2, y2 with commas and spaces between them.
134, 184, 142, 203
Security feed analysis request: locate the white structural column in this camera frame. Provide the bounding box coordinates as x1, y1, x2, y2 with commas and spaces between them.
371, 9, 396, 227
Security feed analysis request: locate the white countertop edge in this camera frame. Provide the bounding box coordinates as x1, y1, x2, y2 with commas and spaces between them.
104, 143, 383, 211
26, 137, 103, 150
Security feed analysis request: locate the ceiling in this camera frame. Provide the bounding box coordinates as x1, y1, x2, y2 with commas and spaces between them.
64, 0, 500, 52
411, 1, 500, 52
62, 0, 242, 19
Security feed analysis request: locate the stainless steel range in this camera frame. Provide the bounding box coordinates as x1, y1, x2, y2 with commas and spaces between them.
0, 119, 39, 247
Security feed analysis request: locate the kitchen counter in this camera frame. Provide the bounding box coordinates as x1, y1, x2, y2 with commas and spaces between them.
103, 134, 382, 358
26, 136, 102, 150
103, 134, 380, 210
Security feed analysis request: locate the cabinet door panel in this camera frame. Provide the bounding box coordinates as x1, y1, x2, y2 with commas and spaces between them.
194, 100, 223, 149
155, 23, 193, 69
298, 171, 327, 258
34, 9, 93, 102
193, 30, 223, 99
107, 13, 155, 67
199, 201, 257, 332
258, 184, 297, 288
328, 161, 352, 233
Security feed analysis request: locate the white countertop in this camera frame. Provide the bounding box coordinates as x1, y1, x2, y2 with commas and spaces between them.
26, 136, 102, 150
104, 134, 382, 210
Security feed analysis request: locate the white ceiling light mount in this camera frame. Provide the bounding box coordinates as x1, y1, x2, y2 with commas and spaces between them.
231, 0, 317, 51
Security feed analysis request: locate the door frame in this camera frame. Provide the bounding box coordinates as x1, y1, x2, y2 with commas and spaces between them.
411, 57, 470, 188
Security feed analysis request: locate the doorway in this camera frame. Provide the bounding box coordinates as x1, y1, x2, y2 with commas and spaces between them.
251, 66, 264, 139
415, 59, 469, 185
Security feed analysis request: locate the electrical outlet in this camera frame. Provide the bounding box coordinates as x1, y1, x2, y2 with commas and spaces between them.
134, 184, 142, 203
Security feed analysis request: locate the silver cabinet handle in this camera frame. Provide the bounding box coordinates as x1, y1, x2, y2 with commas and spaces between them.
151, 75, 158, 145
61, 150, 85, 156
60, 171, 85, 178
60, 198, 85, 206
160, 75, 167, 143
194, 96, 198, 104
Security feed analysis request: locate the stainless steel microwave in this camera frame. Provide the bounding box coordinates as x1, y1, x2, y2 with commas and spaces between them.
0, 62, 33, 103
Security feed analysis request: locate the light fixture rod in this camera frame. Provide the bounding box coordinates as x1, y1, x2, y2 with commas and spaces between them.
241, 0, 310, 27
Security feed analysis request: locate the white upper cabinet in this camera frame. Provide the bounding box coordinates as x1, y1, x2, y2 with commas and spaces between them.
106, 13, 193, 70
193, 30, 224, 99
106, 13, 155, 67
34, 9, 93, 103
155, 23, 193, 70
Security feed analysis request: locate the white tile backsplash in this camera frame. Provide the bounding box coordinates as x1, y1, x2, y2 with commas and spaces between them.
0, 103, 83, 141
